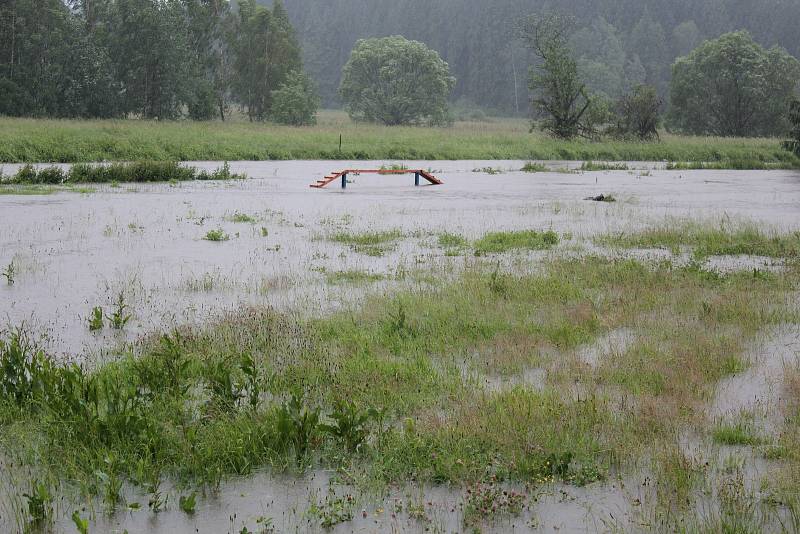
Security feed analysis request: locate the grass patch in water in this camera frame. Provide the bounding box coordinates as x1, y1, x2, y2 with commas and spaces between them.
1, 161, 245, 185
325, 270, 386, 285
597, 221, 800, 259
580, 161, 630, 171
474, 230, 559, 255
712, 420, 763, 446
226, 212, 258, 224
329, 230, 404, 256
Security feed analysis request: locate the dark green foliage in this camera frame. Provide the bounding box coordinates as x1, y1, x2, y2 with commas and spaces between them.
270, 70, 320, 126
320, 400, 376, 452
2, 161, 246, 185
669, 31, 800, 137
179, 492, 197, 514
339, 36, 455, 126
23, 482, 54, 527
612, 85, 662, 140
283, 1, 800, 116
784, 99, 800, 156
188, 82, 218, 121
276, 392, 321, 462
519, 14, 596, 139
0, 330, 50, 406
231, 0, 303, 121
0, 0, 310, 121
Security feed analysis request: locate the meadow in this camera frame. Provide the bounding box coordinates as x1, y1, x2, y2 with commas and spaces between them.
0, 111, 797, 168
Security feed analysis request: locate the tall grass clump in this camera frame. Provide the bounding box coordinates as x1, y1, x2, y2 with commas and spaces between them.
2, 161, 245, 185
329, 230, 404, 256
474, 230, 559, 255
597, 221, 800, 258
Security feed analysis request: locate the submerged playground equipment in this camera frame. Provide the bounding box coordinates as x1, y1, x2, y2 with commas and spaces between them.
309, 169, 444, 189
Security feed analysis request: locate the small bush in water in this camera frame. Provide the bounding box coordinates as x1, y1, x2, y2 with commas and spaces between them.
203, 229, 229, 242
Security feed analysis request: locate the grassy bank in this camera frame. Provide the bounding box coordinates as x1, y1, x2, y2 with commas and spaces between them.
2, 226, 800, 530
0, 112, 797, 168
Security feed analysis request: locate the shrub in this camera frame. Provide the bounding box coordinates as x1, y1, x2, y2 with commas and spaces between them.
270, 70, 319, 126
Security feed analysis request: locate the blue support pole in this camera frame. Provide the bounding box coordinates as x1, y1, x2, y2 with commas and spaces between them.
341, 173, 347, 189
415, 172, 420, 186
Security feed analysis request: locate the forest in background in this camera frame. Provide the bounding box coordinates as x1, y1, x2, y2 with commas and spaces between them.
276, 0, 800, 115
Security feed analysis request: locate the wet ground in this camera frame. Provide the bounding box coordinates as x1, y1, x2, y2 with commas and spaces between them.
1, 161, 799, 532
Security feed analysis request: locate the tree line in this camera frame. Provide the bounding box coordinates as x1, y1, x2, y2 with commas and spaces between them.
278, 0, 800, 116
0, 0, 318, 123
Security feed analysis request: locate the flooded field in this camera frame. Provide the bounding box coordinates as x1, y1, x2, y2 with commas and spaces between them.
2, 161, 798, 356
1, 161, 800, 533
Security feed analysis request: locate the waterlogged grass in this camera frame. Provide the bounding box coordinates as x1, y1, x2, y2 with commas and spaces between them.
0, 184, 97, 195
0, 161, 244, 185
474, 230, 559, 255
329, 229, 404, 256
226, 212, 258, 224
580, 161, 629, 171
521, 162, 550, 172
712, 420, 763, 446
437, 232, 468, 248
1, 228, 800, 529
3, 254, 796, 481
0, 112, 797, 167
325, 270, 386, 285
202, 229, 230, 242
598, 221, 800, 259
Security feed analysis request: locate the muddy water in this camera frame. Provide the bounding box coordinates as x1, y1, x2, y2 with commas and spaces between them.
2, 161, 798, 357
1, 162, 800, 532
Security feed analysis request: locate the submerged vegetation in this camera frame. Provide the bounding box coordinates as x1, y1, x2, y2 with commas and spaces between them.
1, 238, 799, 529
329, 229, 405, 256
474, 230, 559, 255
1, 225, 800, 530
598, 221, 800, 259
0, 161, 245, 185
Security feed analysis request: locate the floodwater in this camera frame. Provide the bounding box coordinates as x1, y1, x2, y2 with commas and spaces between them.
2, 160, 798, 357
1, 161, 800, 532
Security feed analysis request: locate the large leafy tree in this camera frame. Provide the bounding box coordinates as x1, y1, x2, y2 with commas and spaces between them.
230, 0, 302, 121
519, 13, 594, 139
339, 36, 455, 126
0, 0, 119, 118
669, 31, 800, 137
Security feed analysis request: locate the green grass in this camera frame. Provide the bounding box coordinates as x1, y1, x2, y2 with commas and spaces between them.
226, 212, 258, 224
0, 112, 797, 167
203, 229, 230, 242
597, 221, 800, 259
1, 161, 245, 184
329, 229, 404, 256
437, 232, 469, 249
2, 227, 800, 529
325, 270, 386, 285
712, 421, 763, 446
521, 162, 550, 172
474, 230, 559, 255
4, 250, 794, 491
580, 161, 629, 171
